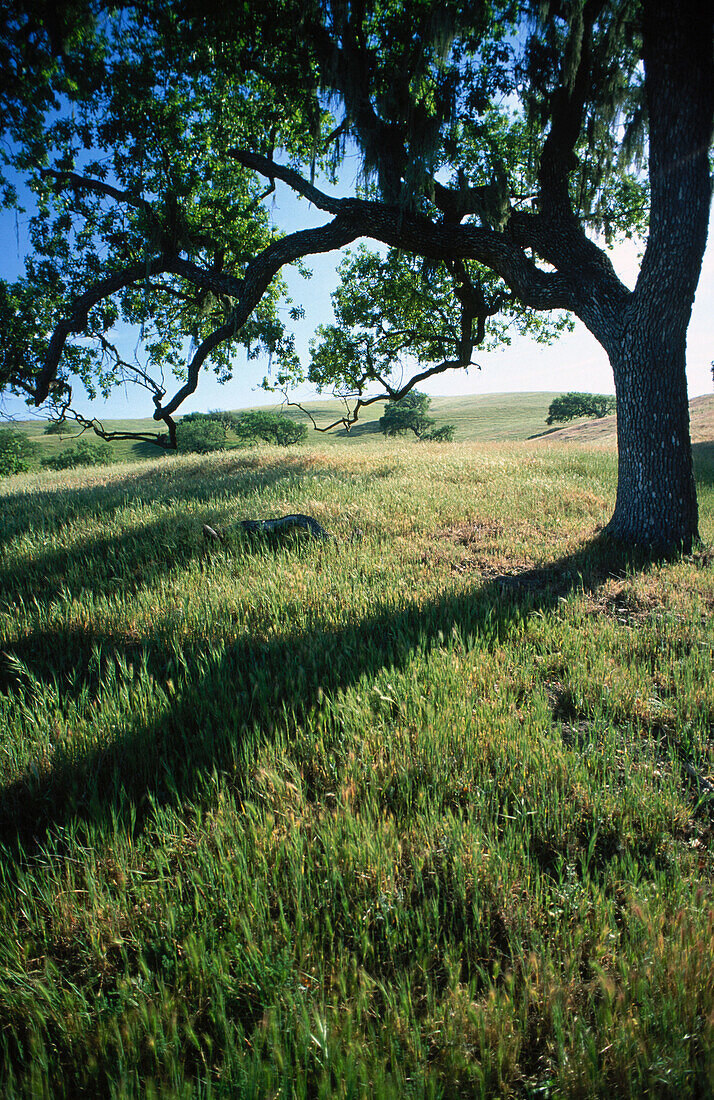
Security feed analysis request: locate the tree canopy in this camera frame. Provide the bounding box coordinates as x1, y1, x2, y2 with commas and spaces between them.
546, 392, 617, 424
1, 0, 712, 549
297, 244, 570, 429
378, 390, 451, 439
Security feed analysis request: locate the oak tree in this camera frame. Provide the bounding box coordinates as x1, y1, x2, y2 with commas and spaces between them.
546, 392, 617, 424
379, 391, 435, 437
1, 0, 712, 551
299, 244, 569, 429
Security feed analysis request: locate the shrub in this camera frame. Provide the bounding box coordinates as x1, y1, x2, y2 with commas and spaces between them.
234, 410, 307, 446
423, 424, 456, 442
0, 428, 40, 475
180, 410, 233, 429
546, 392, 616, 425
176, 416, 227, 454
44, 419, 71, 436
41, 438, 113, 470
207, 409, 242, 432
379, 392, 455, 440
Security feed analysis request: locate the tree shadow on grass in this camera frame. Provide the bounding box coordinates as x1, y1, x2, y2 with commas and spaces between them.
526, 425, 573, 440
332, 420, 382, 439
0, 530, 656, 858
0, 509, 212, 606
0, 451, 363, 543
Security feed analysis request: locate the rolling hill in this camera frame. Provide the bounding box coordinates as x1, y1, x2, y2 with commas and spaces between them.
532, 393, 714, 447
10, 391, 714, 465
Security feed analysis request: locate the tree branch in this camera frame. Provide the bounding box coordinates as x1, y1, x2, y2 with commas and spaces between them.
40, 168, 159, 226
60, 407, 176, 448
228, 151, 344, 214
37, 155, 579, 435
280, 352, 480, 435
97, 335, 166, 400
235, 151, 576, 310
155, 213, 367, 420
537, 0, 606, 219
34, 257, 169, 403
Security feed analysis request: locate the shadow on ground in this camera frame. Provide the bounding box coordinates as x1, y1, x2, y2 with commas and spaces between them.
0, 450, 377, 543
332, 420, 382, 439
0, 518, 661, 856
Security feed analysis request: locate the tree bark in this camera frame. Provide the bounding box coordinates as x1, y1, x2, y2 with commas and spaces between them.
602, 0, 713, 554
606, 319, 698, 552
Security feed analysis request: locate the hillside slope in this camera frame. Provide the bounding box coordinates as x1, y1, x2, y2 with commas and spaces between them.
14, 391, 563, 460
533, 393, 714, 447
13, 392, 713, 465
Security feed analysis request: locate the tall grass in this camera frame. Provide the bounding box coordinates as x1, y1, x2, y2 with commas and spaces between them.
0, 439, 712, 1097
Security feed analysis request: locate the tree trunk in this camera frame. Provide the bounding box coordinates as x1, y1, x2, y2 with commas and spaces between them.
601, 0, 712, 555
606, 317, 698, 553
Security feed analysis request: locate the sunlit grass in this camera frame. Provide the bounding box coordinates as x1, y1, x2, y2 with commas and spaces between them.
13, 390, 564, 465
0, 439, 712, 1097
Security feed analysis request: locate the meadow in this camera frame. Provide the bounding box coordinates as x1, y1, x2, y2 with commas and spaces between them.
14, 391, 566, 465
0, 414, 713, 1096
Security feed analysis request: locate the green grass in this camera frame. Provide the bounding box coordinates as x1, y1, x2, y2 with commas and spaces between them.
13, 391, 565, 465
0, 438, 713, 1097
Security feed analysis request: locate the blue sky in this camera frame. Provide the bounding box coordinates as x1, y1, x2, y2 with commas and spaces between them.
2, 165, 712, 422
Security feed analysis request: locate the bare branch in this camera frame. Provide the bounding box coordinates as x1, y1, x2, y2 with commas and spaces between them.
228, 151, 344, 214
58, 406, 175, 448
97, 335, 166, 400
35, 257, 169, 403
280, 352, 480, 435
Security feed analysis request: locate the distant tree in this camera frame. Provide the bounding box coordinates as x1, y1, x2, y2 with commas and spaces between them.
44, 419, 72, 436
0, 428, 39, 475
424, 424, 456, 442
380, 392, 433, 437
379, 392, 455, 440
207, 409, 241, 432
181, 410, 232, 430
304, 246, 568, 431
234, 411, 307, 446
546, 393, 617, 425
176, 417, 228, 454
41, 438, 112, 469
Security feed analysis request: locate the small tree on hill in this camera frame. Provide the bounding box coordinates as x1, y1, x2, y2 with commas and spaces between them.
176, 416, 228, 454
425, 425, 456, 443
44, 419, 72, 436
546, 393, 617, 425
0, 428, 39, 475
380, 392, 434, 438
41, 438, 113, 469
234, 411, 307, 446
379, 392, 455, 440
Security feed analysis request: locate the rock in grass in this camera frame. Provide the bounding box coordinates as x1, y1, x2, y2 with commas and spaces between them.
202, 523, 225, 543
203, 513, 332, 544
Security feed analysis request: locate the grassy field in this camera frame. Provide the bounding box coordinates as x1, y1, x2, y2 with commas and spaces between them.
14, 391, 714, 467
14, 391, 566, 464
1, 434, 713, 1097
